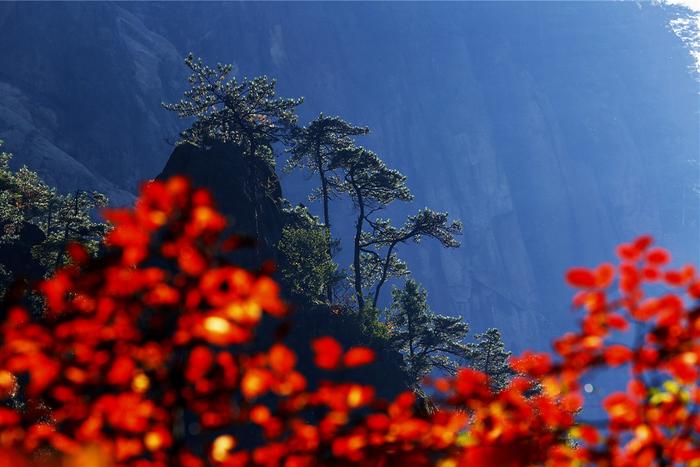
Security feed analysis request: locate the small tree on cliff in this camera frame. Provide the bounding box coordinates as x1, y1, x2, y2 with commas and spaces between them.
330, 146, 462, 312
277, 204, 339, 304
0, 143, 108, 298
163, 53, 302, 164
466, 328, 514, 392
286, 114, 369, 302
389, 279, 470, 386
329, 146, 413, 311
34, 189, 108, 271
360, 209, 462, 309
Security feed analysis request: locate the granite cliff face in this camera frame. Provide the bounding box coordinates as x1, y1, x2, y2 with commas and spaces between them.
0, 2, 184, 204
0, 2, 697, 351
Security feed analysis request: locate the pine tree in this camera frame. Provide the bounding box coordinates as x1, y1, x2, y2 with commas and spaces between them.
0, 143, 108, 297
163, 53, 302, 161
34, 189, 108, 271
361, 209, 462, 308
163, 54, 303, 256
285, 115, 368, 302
329, 146, 413, 310
466, 328, 514, 392
389, 279, 470, 386
0, 149, 53, 243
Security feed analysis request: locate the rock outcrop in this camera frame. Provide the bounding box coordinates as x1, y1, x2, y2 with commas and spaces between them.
156, 142, 285, 264
155, 141, 411, 400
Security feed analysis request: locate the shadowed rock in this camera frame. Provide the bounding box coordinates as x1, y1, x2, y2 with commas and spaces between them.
156, 142, 285, 267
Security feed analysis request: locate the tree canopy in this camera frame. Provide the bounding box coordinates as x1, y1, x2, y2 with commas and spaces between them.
286, 115, 368, 302
389, 279, 471, 385
361, 209, 462, 308
329, 146, 413, 310
465, 328, 514, 392
163, 53, 302, 164
277, 205, 338, 304
0, 143, 108, 298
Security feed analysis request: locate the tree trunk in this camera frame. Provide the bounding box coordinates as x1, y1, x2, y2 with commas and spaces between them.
407, 308, 416, 382
316, 146, 333, 303
353, 183, 365, 311
248, 140, 262, 262
372, 242, 397, 309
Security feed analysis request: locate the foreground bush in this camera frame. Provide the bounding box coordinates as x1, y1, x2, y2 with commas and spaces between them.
0, 177, 697, 466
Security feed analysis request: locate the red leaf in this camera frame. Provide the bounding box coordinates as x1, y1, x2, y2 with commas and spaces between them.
579, 425, 600, 445
646, 247, 671, 266
311, 337, 343, 370
343, 347, 375, 368
510, 351, 552, 376
633, 235, 653, 252
642, 267, 661, 281
565, 268, 596, 288
606, 313, 628, 331
689, 280, 700, 298
107, 356, 135, 386
616, 243, 639, 261
603, 345, 633, 367
0, 448, 28, 467
454, 369, 490, 399
268, 344, 297, 374
664, 270, 684, 286
67, 243, 90, 264
594, 263, 615, 288
186, 346, 214, 382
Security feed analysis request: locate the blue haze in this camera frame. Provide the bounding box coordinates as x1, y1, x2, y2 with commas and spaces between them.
0, 2, 697, 361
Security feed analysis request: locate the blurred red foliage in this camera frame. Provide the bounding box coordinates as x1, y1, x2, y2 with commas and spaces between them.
0, 178, 697, 466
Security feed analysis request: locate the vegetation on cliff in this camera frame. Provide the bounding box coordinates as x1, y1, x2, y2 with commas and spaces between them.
163, 56, 478, 386
0, 142, 108, 300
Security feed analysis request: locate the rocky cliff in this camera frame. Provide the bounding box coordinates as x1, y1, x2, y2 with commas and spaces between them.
0, 2, 697, 351
0, 2, 184, 204
156, 142, 285, 265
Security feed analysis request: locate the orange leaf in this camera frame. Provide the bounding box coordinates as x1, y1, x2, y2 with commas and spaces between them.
311, 337, 343, 370
268, 344, 297, 374
250, 405, 271, 425
594, 263, 615, 288
242, 369, 272, 400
